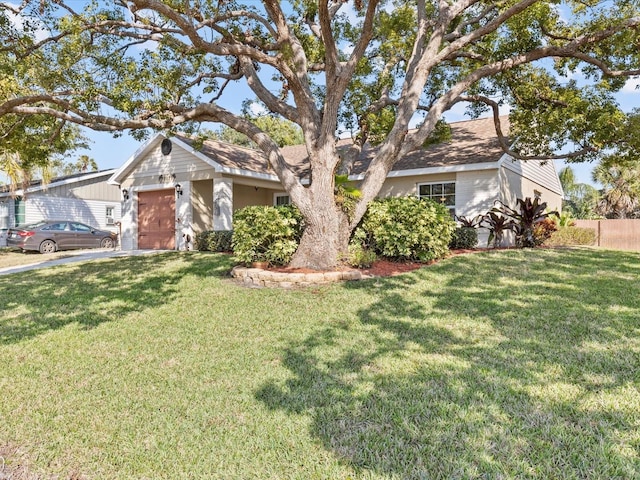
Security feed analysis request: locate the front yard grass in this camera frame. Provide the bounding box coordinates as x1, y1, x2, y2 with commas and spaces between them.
0, 248, 78, 269
0, 248, 639, 479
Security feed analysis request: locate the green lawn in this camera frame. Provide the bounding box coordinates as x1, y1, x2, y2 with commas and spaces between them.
1, 249, 639, 479
0, 248, 74, 269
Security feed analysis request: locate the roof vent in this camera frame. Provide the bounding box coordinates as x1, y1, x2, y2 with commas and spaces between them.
161, 139, 172, 155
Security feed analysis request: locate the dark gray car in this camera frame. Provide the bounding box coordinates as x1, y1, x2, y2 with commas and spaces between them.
6, 220, 117, 254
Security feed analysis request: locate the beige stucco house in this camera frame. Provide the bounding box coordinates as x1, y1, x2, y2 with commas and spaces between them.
108, 116, 563, 250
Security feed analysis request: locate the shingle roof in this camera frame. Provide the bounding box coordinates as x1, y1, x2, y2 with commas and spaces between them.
175, 116, 508, 178
0, 169, 117, 194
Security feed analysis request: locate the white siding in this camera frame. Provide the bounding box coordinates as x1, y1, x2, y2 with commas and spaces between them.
499, 167, 563, 213
455, 169, 500, 248
501, 157, 563, 196
0, 201, 10, 229
378, 173, 455, 198
120, 193, 136, 250
24, 195, 121, 231
127, 142, 216, 188
176, 181, 194, 250
41, 177, 121, 201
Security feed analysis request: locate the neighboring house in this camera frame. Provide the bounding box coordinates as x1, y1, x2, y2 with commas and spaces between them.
108, 116, 563, 250
0, 170, 122, 232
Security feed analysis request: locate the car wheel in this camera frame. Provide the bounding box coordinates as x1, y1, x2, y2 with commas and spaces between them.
39, 240, 57, 254
101, 237, 114, 249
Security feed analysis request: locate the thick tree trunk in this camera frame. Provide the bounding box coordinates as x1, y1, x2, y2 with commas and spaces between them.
289, 200, 351, 270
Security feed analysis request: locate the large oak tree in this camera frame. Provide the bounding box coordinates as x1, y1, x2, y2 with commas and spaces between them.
1, 0, 639, 268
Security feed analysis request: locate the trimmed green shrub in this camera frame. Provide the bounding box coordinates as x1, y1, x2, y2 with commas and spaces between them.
544, 226, 597, 247
449, 226, 478, 249
195, 230, 233, 252
232, 205, 304, 266
356, 196, 455, 262
347, 243, 377, 268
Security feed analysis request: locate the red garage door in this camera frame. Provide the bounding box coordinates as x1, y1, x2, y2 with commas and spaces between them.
138, 190, 176, 249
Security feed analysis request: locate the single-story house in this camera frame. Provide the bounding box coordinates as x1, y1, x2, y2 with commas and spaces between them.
108, 116, 563, 250
0, 170, 122, 232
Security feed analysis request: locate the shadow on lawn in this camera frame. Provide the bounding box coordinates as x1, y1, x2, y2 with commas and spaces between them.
0, 252, 232, 345
258, 248, 640, 478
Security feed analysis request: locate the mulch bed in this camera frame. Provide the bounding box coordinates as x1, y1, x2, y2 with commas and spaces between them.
265, 249, 485, 278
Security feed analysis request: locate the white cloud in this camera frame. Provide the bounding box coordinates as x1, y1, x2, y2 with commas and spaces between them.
622, 77, 640, 93
3, 1, 50, 42
249, 102, 268, 116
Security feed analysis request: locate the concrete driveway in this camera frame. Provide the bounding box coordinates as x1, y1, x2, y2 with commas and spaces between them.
0, 249, 164, 276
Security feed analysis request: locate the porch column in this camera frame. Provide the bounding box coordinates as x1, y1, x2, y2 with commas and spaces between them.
213, 178, 233, 231
176, 181, 194, 250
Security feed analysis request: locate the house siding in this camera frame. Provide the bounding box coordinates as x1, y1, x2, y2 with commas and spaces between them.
501, 157, 563, 197
0, 200, 10, 229
40, 178, 121, 201
233, 184, 277, 211
118, 142, 218, 248
126, 143, 216, 188
499, 166, 563, 212
120, 195, 137, 250
455, 169, 500, 217
456, 169, 500, 247
0, 173, 121, 230
377, 170, 499, 248
22, 195, 121, 231
377, 173, 456, 198
192, 180, 214, 233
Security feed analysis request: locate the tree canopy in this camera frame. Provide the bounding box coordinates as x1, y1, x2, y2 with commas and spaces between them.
592, 159, 640, 218
558, 166, 600, 219
1, 0, 639, 268
208, 116, 304, 148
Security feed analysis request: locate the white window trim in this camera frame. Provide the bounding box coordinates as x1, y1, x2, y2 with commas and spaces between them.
273, 192, 291, 206
416, 181, 457, 216
106, 205, 116, 225
416, 181, 456, 204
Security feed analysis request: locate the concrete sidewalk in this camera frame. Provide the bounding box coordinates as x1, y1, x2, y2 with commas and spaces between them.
0, 249, 164, 276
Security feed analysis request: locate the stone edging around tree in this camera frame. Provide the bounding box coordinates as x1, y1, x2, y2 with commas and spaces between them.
231, 265, 368, 288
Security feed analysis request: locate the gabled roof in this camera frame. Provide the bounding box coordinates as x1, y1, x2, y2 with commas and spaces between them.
176, 135, 308, 177
110, 116, 510, 186
0, 169, 117, 198
109, 133, 282, 185
279, 116, 509, 177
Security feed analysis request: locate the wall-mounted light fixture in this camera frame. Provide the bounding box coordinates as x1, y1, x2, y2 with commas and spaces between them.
122, 189, 129, 201
175, 184, 183, 196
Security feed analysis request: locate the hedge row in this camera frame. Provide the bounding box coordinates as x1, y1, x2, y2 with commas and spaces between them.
194, 202, 597, 266
194, 230, 233, 252
195, 197, 456, 266
544, 226, 597, 247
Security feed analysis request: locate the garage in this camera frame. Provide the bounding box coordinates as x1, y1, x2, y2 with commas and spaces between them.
137, 190, 176, 249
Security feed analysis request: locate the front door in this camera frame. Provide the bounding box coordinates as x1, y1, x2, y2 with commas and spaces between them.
138, 190, 176, 249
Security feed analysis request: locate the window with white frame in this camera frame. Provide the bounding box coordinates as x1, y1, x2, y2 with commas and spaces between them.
417, 182, 456, 214
106, 206, 115, 225
274, 193, 291, 206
